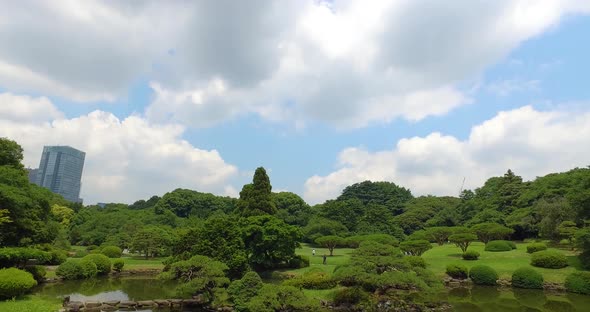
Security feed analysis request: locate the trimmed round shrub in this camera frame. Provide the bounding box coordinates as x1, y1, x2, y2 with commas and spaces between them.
506, 241, 517, 250
564, 272, 590, 295
24, 265, 46, 283
47, 249, 67, 265
511, 267, 543, 289
526, 243, 547, 254
72, 250, 89, 258
101, 246, 122, 258
405, 256, 427, 269
82, 254, 111, 275
79, 260, 98, 278
112, 259, 125, 273
462, 250, 480, 260
446, 263, 468, 279
469, 265, 498, 285
56, 260, 84, 280
531, 250, 568, 269
485, 240, 513, 252
0, 268, 37, 299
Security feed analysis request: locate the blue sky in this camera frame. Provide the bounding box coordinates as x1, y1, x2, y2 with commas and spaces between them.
1, 1, 589, 204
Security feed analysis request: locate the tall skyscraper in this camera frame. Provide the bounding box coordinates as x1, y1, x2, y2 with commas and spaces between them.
35, 146, 85, 203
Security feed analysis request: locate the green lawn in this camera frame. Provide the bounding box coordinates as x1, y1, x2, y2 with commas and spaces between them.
0, 296, 61, 312
120, 256, 165, 270
287, 243, 354, 275
422, 242, 580, 283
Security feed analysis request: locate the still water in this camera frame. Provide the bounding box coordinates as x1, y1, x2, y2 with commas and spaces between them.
34, 277, 590, 311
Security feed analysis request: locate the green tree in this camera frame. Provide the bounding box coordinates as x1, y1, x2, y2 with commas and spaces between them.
161, 255, 230, 303
273, 192, 312, 226
557, 221, 578, 244
302, 217, 348, 243
228, 271, 264, 311
399, 240, 432, 256
356, 203, 404, 239
0, 209, 11, 225
425, 227, 455, 245
0, 138, 24, 169
449, 233, 478, 253
470, 223, 513, 243
536, 198, 575, 240
242, 215, 301, 270
337, 180, 413, 215
315, 235, 345, 256
130, 226, 172, 259
239, 167, 277, 217
191, 215, 248, 279
575, 228, 590, 269
51, 204, 74, 226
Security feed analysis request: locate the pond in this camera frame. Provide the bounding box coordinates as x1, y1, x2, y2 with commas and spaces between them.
34, 277, 590, 312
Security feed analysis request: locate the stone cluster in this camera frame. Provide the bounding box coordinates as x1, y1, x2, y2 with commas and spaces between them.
62, 298, 213, 311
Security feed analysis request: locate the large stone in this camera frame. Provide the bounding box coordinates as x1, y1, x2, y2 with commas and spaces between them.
137, 300, 155, 307
183, 299, 201, 306
102, 300, 120, 306
99, 305, 117, 312
66, 301, 84, 311
154, 299, 170, 306
118, 300, 137, 308
85, 301, 102, 308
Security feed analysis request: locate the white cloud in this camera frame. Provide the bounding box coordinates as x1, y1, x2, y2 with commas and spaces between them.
0, 93, 238, 204
0, 92, 63, 122
1, 1, 588, 128
304, 105, 590, 204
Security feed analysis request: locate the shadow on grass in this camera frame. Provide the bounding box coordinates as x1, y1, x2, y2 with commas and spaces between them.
447, 253, 463, 258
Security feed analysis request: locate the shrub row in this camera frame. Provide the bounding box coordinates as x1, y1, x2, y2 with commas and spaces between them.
283, 269, 336, 289
56, 254, 112, 280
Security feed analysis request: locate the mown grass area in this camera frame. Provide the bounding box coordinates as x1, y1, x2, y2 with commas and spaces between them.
287, 243, 354, 275
120, 256, 165, 270
422, 242, 580, 283
0, 295, 61, 312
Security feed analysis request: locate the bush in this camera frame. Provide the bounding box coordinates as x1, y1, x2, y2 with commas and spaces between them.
56, 260, 83, 280
0, 268, 37, 299
82, 254, 111, 275
56, 260, 98, 280
530, 250, 568, 269
506, 241, 517, 249
332, 286, 370, 306
100, 246, 122, 258
469, 265, 498, 285
24, 265, 46, 283
399, 240, 432, 256
112, 259, 125, 273
283, 268, 336, 289
462, 250, 480, 260
288, 255, 310, 269
485, 240, 513, 252
0, 247, 51, 268
511, 267, 543, 289
446, 263, 468, 279
345, 234, 400, 248
86, 245, 99, 251
564, 272, 590, 295
405, 256, 427, 269
526, 243, 547, 254
72, 250, 89, 258
48, 249, 67, 265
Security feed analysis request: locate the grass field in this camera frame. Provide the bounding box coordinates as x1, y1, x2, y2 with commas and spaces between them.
0, 295, 61, 312
422, 242, 580, 283
288, 243, 354, 275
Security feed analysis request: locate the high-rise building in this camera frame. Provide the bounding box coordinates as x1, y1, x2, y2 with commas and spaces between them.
34, 146, 85, 203
26, 168, 38, 184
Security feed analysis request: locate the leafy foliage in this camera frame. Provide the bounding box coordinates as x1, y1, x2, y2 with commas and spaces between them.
315, 235, 345, 256
82, 254, 111, 275
446, 263, 468, 279
112, 259, 125, 273
399, 240, 432, 256
56, 259, 97, 280
228, 271, 264, 312
511, 267, 543, 289
245, 284, 318, 312
0, 248, 51, 268
564, 272, 590, 295
238, 167, 277, 217
100, 246, 122, 258
449, 233, 477, 253
530, 250, 568, 269
345, 234, 399, 248
0, 268, 36, 299
471, 223, 513, 244
282, 268, 336, 289
526, 243, 547, 254
469, 265, 498, 285
462, 250, 480, 260
484, 240, 513, 252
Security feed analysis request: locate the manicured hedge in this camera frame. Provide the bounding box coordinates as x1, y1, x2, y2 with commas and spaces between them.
0, 247, 51, 268
469, 265, 498, 285
345, 234, 399, 248
112, 259, 125, 273
446, 263, 468, 279
526, 243, 547, 254
283, 269, 336, 289
56, 259, 98, 280
462, 250, 480, 260
0, 268, 37, 299
564, 272, 590, 295
100, 246, 122, 258
530, 250, 568, 269
511, 267, 543, 289
82, 254, 111, 275
485, 240, 513, 252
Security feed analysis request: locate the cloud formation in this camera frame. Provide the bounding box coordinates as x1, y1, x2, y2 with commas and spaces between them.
1, 1, 588, 128
0, 93, 238, 204
304, 105, 590, 204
